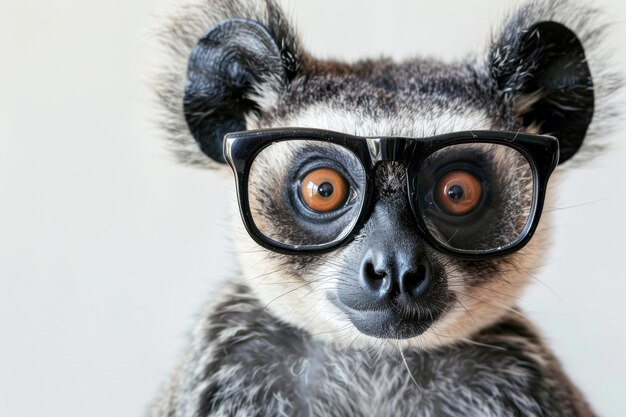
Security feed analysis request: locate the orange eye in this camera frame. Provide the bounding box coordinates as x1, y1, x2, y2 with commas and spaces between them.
300, 168, 348, 213
435, 170, 482, 215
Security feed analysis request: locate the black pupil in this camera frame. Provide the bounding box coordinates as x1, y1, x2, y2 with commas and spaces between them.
447, 184, 464, 201
318, 182, 334, 197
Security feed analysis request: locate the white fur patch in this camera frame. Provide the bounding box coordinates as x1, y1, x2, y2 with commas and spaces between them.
248, 104, 493, 137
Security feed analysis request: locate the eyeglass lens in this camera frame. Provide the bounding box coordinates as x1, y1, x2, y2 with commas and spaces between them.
247, 139, 535, 252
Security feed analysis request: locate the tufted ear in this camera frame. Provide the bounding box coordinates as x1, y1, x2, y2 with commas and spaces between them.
184, 17, 297, 163
154, 0, 303, 167
487, 0, 621, 165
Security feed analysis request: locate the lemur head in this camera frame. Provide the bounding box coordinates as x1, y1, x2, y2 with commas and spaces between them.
157, 0, 620, 348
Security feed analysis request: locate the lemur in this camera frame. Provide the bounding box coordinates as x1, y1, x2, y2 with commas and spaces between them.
149, 0, 621, 416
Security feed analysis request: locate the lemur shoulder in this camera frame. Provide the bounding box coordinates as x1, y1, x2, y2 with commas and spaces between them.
149, 0, 621, 416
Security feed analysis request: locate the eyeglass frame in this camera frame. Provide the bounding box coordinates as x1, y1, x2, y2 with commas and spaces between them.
223, 128, 559, 260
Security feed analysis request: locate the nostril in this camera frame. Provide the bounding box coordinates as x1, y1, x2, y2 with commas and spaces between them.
400, 263, 430, 297
361, 260, 389, 294
365, 262, 386, 280
404, 264, 426, 288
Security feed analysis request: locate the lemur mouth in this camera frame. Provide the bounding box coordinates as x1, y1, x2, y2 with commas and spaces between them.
328, 293, 441, 339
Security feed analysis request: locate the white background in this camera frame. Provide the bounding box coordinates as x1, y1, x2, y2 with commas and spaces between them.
1, 0, 625, 416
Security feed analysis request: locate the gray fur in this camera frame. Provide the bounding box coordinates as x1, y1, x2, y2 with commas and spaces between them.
149, 284, 594, 417
148, 0, 621, 416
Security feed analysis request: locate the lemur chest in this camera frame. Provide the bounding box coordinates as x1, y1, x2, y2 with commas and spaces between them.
205, 333, 536, 417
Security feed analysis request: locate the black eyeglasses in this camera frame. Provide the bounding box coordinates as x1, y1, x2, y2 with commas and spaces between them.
224, 128, 558, 259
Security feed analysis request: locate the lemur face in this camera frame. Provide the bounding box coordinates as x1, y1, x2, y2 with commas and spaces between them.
232, 75, 544, 346
165, 0, 608, 348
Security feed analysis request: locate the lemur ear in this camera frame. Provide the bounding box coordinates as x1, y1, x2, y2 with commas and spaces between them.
491, 17, 594, 164
183, 19, 289, 163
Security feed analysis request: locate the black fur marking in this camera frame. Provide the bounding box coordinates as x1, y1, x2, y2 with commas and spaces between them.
184, 17, 299, 163
492, 21, 594, 164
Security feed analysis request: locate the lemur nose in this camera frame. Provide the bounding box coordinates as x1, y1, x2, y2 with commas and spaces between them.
360, 251, 431, 304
